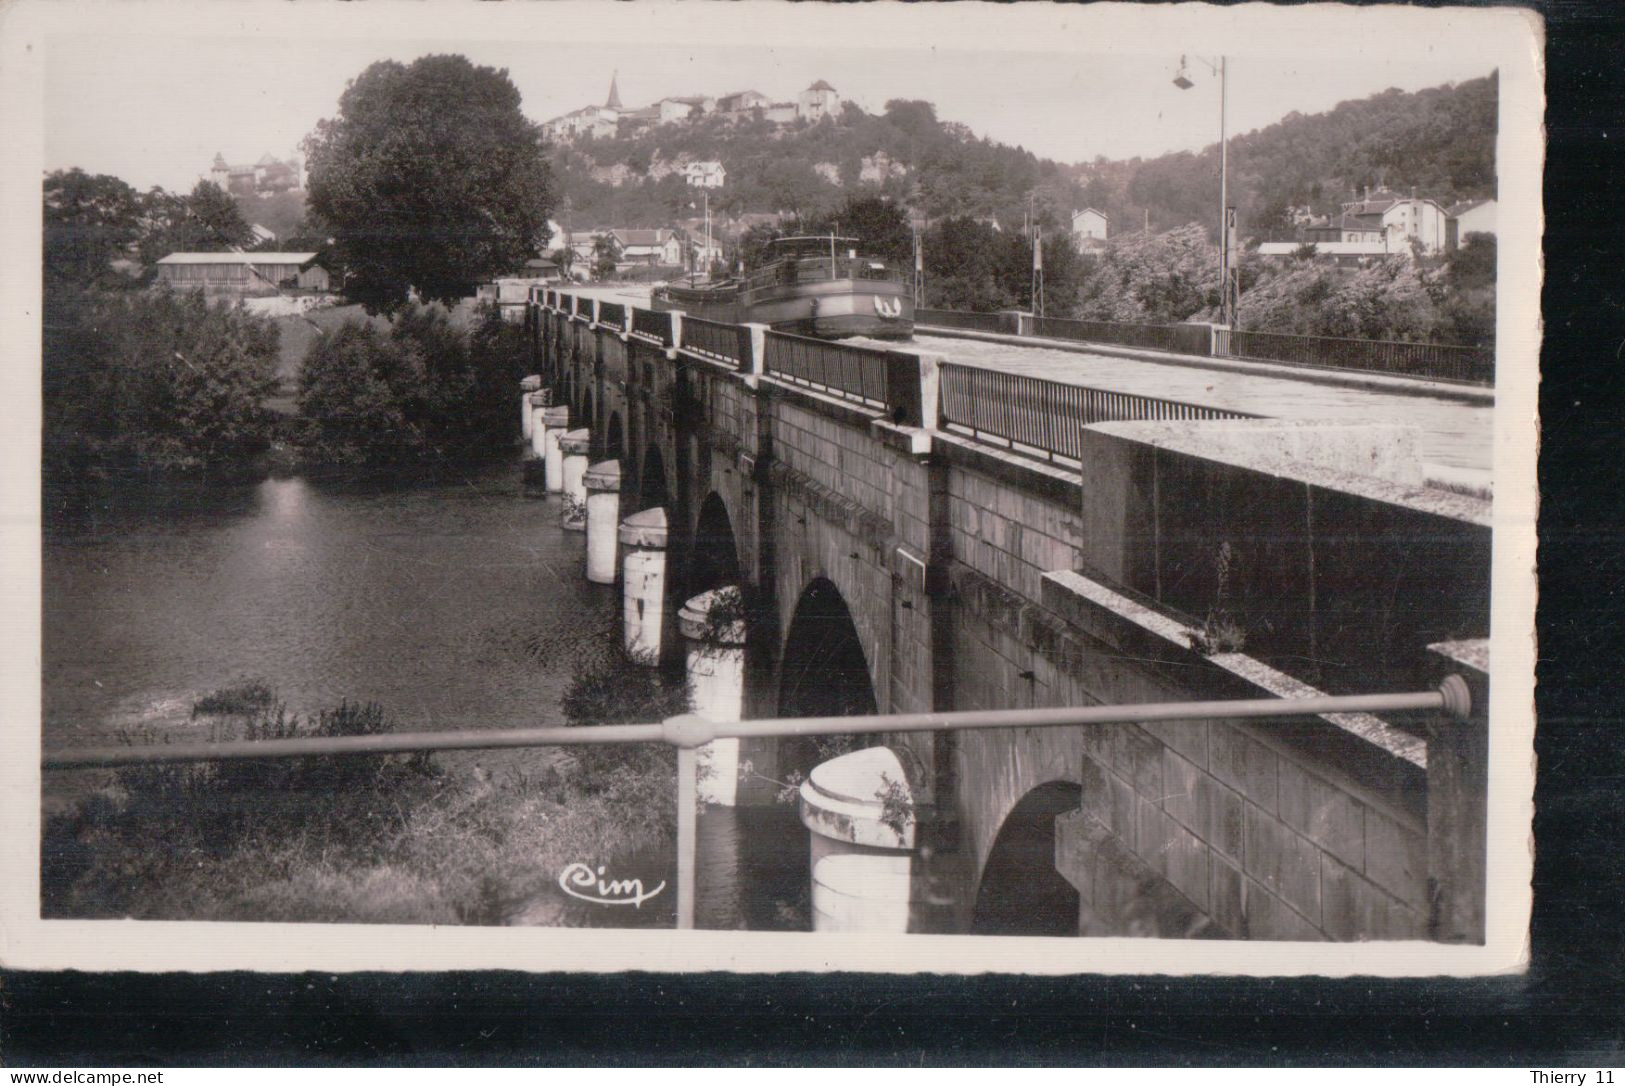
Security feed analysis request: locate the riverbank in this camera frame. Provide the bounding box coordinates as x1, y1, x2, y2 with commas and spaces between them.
43, 673, 683, 926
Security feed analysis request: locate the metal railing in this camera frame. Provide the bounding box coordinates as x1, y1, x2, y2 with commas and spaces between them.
939, 363, 1259, 463
43, 679, 1469, 930
1033, 315, 1213, 357
631, 307, 673, 347
1219, 328, 1494, 386
916, 308, 1010, 334
597, 300, 626, 330
572, 295, 590, 318
763, 330, 889, 410
680, 316, 748, 367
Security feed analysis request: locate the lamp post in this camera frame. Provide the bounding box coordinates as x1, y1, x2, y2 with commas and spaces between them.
1174, 54, 1238, 330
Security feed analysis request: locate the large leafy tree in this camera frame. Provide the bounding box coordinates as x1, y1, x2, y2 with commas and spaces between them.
43, 169, 143, 287
303, 55, 554, 313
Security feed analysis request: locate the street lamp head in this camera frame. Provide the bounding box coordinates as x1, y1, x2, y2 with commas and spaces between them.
1172, 74, 1194, 90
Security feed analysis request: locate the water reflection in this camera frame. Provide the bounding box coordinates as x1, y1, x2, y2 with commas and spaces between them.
42, 463, 601, 758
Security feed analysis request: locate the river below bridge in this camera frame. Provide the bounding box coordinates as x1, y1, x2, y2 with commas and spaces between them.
42, 462, 809, 930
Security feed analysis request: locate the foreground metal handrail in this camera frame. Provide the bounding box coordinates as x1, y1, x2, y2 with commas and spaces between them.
43, 679, 1471, 928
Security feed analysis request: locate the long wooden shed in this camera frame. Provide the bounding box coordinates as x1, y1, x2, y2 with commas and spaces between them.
154, 252, 330, 297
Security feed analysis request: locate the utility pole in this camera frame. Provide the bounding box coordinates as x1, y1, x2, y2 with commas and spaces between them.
913, 223, 924, 307
1029, 193, 1044, 318
1174, 54, 1239, 329
1218, 56, 1238, 330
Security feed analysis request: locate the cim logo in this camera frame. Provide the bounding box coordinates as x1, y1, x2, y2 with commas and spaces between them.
558, 862, 666, 908
873, 296, 903, 319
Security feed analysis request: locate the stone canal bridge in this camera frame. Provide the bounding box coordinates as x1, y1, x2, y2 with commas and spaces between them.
523, 287, 1492, 943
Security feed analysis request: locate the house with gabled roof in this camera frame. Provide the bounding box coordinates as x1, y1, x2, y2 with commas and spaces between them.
1336, 187, 1448, 254
610, 228, 683, 266
798, 79, 840, 122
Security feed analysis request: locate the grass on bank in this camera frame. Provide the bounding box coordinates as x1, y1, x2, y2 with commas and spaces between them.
44, 659, 692, 925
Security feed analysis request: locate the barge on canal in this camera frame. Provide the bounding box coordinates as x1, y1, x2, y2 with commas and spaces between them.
652, 235, 914, 340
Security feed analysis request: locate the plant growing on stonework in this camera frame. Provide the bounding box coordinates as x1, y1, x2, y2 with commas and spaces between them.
561, 492, 587, 527
874, 771, 915, 844
1189, 540, 1248, 656
689, 585, 748, 662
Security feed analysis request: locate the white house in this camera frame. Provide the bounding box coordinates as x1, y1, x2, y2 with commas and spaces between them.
1337, 188, 1448, 254
1071, 208, 1108, 244
798, 80, 840, 122
682, 160, 727, 189
611, 228, 683, 266
1445, 199, 1497, 250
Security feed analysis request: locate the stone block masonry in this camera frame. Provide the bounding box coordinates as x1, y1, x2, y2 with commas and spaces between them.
532, 293, 1490, 941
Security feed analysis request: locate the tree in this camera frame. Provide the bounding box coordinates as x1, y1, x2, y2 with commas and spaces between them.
807, 195, 912, 266
296, 321, 429, 466
1447, 232, 1497, 292
592, 234, 622, 280
1075, 223, 1218, 323
303, 54, 554, 313
43, 169, 143, 287
137, 181, 254, 266
922, 217, 1011, 311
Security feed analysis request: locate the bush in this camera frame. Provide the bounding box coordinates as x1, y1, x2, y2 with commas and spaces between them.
295, 319, 430, 466
43, 285, 279, 484
295, 301, 527, 469
191, 678, 276, 718
42, 690, 435, 917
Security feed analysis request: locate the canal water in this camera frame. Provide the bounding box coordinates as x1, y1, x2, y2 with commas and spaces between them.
42, 462, 808, 930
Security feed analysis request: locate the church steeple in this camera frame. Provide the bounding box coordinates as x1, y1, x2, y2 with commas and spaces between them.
606, 70, 623, 110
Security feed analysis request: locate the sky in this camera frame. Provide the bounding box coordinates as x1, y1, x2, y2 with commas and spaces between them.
35, 3, 1512, 194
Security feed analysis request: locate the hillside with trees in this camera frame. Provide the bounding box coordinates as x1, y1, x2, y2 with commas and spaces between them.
1073, 72, 1497, 242
553, 98, 1079, 235
550, 73, 1496, 251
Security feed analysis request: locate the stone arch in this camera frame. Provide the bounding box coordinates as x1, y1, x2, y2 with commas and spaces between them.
689, 491, 743, 600
777, 577, 879, 778
604, 411, 625, 465
582, 387, 596, 437
969, 780, 1083, 936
